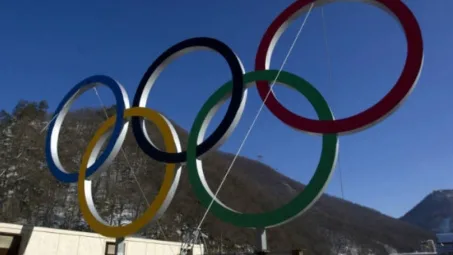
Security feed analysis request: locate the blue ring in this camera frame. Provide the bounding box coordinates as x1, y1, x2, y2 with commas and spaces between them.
45, 75, 128, 183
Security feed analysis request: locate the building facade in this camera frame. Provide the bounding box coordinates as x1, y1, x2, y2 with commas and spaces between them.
0, 222, 204, 255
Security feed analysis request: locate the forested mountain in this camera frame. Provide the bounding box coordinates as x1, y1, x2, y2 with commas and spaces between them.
0, 100, 434, 255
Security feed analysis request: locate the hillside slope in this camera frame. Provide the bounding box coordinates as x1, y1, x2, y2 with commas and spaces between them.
0, 100, 434, 255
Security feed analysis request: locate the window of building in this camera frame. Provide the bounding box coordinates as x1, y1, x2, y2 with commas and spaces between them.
0, 233, 21, 255
178, 248, 193, 255
105, 242, 116, 255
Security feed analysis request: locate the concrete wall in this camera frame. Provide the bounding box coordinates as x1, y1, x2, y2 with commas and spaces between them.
0, 222, 204, 255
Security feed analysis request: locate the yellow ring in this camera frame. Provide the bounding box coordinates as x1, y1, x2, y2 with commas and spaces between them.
77, 107, 180, 237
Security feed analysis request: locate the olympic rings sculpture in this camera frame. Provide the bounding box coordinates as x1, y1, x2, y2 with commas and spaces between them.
45, 0, 423, 238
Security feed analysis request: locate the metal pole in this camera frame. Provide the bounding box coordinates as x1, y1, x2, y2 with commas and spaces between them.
115, 237, 125, 255
255, 228, 268, 254
220, 231, 223, 254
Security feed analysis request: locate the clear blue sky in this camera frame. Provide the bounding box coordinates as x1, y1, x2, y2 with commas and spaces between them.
0, 0, 451, 218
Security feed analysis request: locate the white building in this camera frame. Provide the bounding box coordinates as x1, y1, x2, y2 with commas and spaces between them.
0, 222, 204, 255
436, 233, 453, 255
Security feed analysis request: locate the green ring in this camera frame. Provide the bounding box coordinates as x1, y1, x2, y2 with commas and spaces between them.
187, 70, 338, 228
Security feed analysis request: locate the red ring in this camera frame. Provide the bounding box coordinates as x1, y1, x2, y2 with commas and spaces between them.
255, 0, 423, 134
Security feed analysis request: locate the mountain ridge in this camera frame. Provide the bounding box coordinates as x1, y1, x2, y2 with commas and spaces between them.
401, 189, 453, 233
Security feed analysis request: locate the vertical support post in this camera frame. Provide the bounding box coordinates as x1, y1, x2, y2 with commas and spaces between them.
255, 228, 268, 254
115, 237, 125, 255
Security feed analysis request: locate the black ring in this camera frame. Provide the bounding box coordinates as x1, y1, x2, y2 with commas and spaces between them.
131, 37, 246, 163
